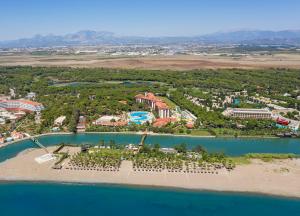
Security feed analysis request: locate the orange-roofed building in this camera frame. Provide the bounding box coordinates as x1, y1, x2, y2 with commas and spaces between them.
135, 92, 170, 118
186, 122, 195, 129
153, 118, 177, 128
11, 131, 25, 140
0, 99, 44, 113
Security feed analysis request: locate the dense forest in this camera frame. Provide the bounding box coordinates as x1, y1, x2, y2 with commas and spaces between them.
0, 66, 299, 136
1, 66, 299, 93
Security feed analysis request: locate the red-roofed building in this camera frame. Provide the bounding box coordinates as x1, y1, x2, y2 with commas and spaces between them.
186, 122, 195, 129
153, 118, 177, 128
11, 131, 25, 140
135, 92, 170, 118
0, 99, 44, 113
76, 116, 86, 132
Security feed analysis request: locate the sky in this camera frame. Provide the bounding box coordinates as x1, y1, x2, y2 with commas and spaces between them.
0, 0, 300, 40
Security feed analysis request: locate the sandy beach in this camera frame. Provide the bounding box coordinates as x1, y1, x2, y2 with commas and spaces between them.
0, 146, 300, 198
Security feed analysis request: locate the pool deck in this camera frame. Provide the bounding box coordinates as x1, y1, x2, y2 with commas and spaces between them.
128, 111, 154, 124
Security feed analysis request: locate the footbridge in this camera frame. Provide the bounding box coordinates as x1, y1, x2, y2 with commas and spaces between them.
139, 132, 148, 146
24, 133, 49, 153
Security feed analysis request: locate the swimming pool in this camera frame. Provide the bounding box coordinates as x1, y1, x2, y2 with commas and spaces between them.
128, 111, 153, 125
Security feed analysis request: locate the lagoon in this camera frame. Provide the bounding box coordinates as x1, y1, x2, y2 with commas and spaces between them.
0, 133, 300, 162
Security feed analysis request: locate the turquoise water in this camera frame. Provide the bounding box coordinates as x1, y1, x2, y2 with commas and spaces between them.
234, 98, 240, 105
0, 133, 300, 162
0, 182, 299, 216
129, 111, 152, 124
1, 136, 300, 215
276, 123, 288, 129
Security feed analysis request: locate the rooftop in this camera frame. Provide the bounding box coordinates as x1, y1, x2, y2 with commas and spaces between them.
0, 99, 43, 106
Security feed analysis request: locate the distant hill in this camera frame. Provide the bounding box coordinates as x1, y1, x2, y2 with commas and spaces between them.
1, 30, 300, 48
200, 30, 300, 45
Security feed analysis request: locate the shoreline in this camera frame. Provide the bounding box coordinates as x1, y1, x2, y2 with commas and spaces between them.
1, 179, 300, 200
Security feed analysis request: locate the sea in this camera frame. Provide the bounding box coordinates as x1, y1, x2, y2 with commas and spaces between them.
0, 182, 299, 216
1, 134, 300, 215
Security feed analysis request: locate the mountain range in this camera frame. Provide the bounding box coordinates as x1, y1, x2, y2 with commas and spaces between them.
1, 30, 300, 48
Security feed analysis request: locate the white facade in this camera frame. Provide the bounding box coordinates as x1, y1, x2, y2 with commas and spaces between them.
181, 110, 197, 122
223, 108, 272, 119
54, 116, 66, 126
26, 92, 36, 100
158, 109, 170, 118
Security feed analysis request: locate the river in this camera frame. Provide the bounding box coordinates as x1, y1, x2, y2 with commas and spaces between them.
0, 133, 299, 162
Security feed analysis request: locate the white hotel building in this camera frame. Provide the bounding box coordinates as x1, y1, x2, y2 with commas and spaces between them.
222, 108, 272, 119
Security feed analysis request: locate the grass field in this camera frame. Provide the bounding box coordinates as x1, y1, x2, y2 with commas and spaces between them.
190, 129, 212, 136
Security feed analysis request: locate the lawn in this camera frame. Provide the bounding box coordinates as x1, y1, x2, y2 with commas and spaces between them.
190, 129, 212, 136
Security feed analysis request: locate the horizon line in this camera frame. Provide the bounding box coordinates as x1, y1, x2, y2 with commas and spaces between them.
2, 28, 300, 42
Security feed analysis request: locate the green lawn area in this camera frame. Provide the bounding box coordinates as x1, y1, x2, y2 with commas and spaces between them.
245, 153, 298, 162
190, 129, 212, 136
212, 128, 240, 136
229, 153, 299, 165
228, 157, 251, 165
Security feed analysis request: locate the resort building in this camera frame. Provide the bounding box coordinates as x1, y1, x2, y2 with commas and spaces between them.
181, 110, 197, 122
249, 96, 273, 105
54, 116, 66, 126
0, 99, 44, 113
267, 104, 298, 115
26, 92, 36, 100
11, 131, 24, 140
76, 116, 86, 132
160, 148, 177, 154
135, 92, 170, 118
222, 108, 272, 119
93, 115, 128, 127
0, 108, 18, 121
152, 117, 177, 127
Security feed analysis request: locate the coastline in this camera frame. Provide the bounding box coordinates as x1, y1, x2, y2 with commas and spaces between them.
1, 147, 300, 199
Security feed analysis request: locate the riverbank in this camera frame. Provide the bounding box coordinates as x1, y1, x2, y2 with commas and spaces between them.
1, 146, 300, 199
